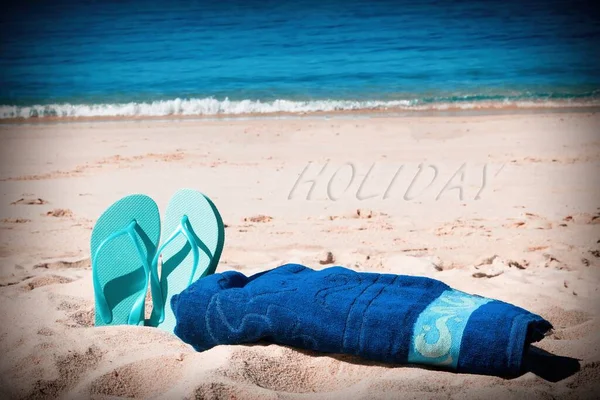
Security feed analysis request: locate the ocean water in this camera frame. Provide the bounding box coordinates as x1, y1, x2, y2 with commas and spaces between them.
1, 0, 599, 119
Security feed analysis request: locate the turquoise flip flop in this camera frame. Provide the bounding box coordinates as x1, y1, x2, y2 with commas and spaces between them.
149, 189, 225, 332
91, 194, 161, 327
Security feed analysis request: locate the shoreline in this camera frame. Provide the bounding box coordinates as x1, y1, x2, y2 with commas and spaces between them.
1, 104, 599, 125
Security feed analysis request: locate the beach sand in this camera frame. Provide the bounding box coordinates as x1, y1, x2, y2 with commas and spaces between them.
0, 112, 599, 399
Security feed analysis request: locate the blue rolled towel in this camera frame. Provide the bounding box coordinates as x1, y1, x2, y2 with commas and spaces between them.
172, 264, 552, 376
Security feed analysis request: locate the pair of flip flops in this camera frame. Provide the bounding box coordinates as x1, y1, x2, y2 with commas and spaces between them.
91, 189, 224, 333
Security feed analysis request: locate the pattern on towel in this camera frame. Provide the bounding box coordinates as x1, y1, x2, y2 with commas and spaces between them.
408, 289, 491, 368
315, 271, 363, 309
206, 288, 317, 349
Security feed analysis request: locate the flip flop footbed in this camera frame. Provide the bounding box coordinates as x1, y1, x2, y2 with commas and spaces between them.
91, 194, 161, 326
153, 189, 224, 332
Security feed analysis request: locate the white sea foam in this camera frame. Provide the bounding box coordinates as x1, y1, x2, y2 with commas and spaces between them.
0, 97, 598, 119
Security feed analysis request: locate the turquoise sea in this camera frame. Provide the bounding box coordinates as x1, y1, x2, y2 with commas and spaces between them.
1, 0, 599, 119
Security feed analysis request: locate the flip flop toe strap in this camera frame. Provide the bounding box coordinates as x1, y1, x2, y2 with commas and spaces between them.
151, 215, 199, 324
93, 220, 150, 325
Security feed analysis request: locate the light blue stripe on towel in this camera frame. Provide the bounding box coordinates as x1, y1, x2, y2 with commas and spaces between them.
408, 289, 491, 368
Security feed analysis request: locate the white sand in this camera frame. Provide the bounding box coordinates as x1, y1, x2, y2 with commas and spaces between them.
0, 112, 599, 399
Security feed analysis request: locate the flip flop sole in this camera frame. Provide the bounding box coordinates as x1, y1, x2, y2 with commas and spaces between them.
91, 194, 161, 326
155, 189, 225, 332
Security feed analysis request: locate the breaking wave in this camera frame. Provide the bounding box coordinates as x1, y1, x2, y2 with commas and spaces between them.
1, 95, 599, 120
